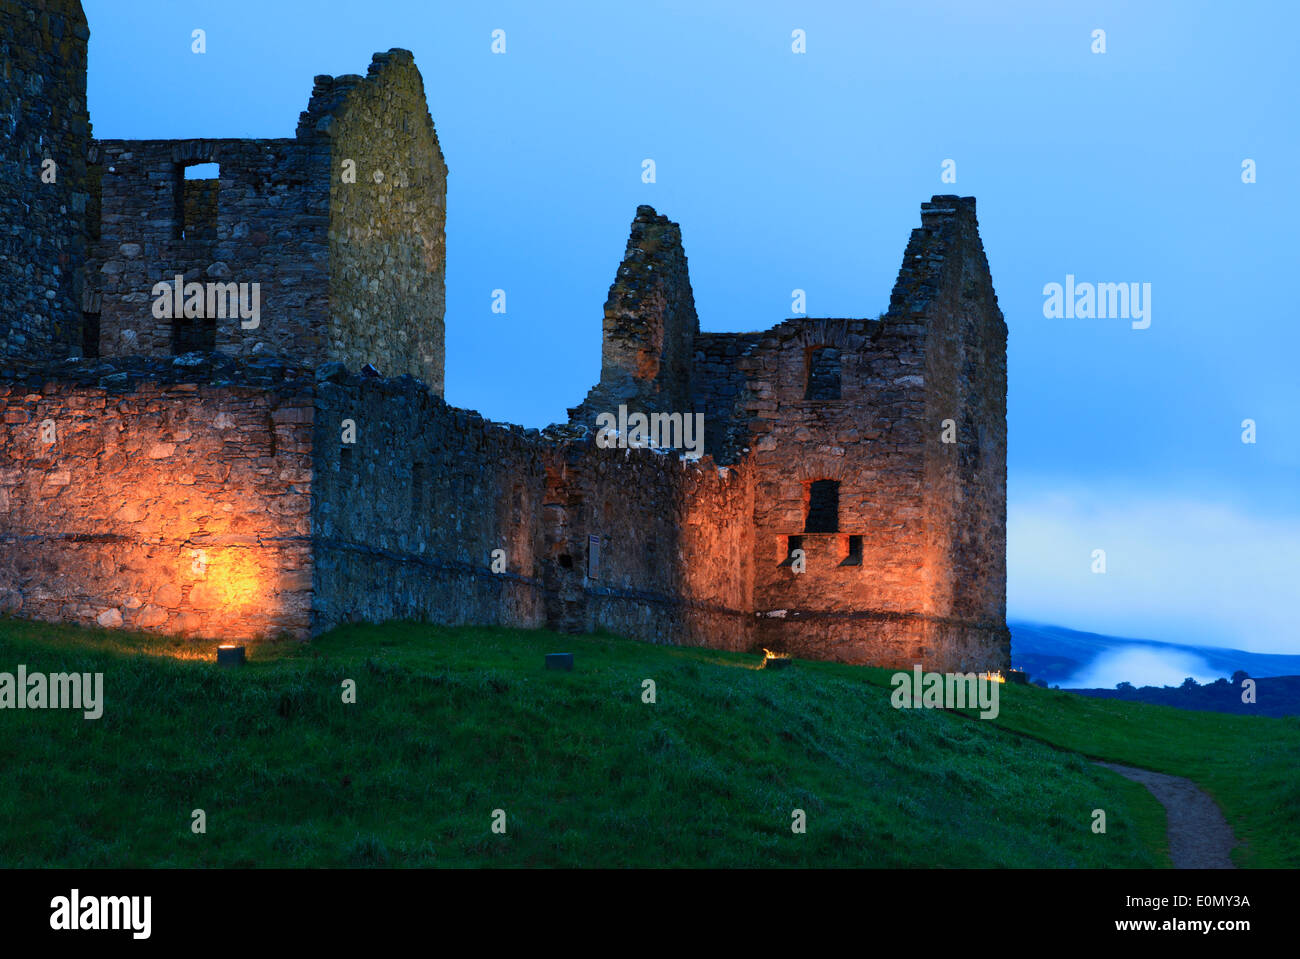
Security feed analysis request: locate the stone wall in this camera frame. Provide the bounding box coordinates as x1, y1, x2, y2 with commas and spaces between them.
311, 50, 448, 394
84, 48, 448, 395
692, 331, 763, 462
0, 0, 92, 362
309, 369, 754, 651
546, 438, 755, 651
309, 368, 549, 632
729, 197, 1009, 672
87, 137, 331, 360
912, 197, 1010, 668
0, 356, 315, 640
739, 316, 938, 666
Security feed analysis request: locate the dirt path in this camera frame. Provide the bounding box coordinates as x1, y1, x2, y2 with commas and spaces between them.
1094, 761, 1239, 868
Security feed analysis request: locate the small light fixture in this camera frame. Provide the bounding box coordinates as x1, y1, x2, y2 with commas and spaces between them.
545, 653, 574, 671
217, 643, 246, 667
761, 648, 793, 670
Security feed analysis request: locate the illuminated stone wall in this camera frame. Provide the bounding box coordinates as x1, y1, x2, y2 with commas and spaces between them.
541, 438, 755, 652
740, 314, 940, 667
564, 198, 1010, 671
0, 357, 315, 640
741, 198, 1009, 671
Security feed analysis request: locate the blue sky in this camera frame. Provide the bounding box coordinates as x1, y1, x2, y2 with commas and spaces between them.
82, 1, 1299, 653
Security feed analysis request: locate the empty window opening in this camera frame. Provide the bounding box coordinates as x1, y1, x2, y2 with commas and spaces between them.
780, 534, 804, 567
558, 554, 574, 570
175, 162, 219, 241
805, 346, 841, 400
81, 312, 100, 358
339, 446, 353, 471
841, 534, 863, 567
805, 480, 840, 533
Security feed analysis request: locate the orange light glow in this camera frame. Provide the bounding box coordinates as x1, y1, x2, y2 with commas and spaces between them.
191, 548, 262, 613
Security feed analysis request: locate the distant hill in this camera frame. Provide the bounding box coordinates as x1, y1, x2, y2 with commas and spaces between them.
1009, 621, 1300, 687
1063, 675, 1300, 718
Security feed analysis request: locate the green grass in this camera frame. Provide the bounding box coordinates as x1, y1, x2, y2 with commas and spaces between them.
6, 615, 1283, 868
920, 678, 1300, 868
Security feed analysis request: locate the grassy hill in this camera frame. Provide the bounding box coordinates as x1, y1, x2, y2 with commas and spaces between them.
0, 617, 1293, 868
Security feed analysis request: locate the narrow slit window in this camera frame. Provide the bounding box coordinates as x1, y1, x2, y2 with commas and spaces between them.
841, 534, 863, 567
780, 534, 804, 567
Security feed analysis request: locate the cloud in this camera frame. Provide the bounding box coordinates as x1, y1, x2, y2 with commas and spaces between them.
1062, 646, 1220, 689
1008, 487, 1300, 654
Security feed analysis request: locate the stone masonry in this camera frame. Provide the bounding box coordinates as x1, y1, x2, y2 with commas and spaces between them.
0, 0, 92, 361
0, 1, 1009, 672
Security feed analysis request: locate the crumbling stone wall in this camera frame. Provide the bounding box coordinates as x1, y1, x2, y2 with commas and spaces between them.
0, 356, 315, 640
569, 206, 700, 427
84, 48, 447, 392
559, 197, 1008, 671
88, 137, 331, 360
0, 0, 92, 362
310, 51, 448, 394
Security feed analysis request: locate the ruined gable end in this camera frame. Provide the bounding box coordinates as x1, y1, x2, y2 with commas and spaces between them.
309, 50, 449, 396
569, 205, 700, 429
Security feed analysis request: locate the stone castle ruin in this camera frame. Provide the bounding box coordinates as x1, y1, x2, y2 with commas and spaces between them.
1, 0, 1010, 671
